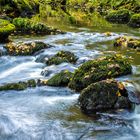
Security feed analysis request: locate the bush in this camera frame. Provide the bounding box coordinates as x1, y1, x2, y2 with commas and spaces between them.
128, 14, 140, 28
0, 19, 15, 43
12, 17, 52, 34
106, 9, 131, 24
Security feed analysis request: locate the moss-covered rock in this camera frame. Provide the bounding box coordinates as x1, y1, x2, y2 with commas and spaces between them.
0, 79, 36, 91
41, 70, 73, 87
0, 19, 15, 43
106, 9, 131, 24
78, 79, 133, 113
0, 0, 39, 18
68, 54, 132, 92
46, 51, 78, 65
128, 14, 140, 28
5, 41, 50, 55
114, 36, 140, 50
12, 17, 64, 35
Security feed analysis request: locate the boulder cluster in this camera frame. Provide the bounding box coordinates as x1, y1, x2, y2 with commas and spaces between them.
38, 54, 134, 114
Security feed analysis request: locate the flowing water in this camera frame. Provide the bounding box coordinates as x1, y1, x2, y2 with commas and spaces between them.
0, 16, 140, 140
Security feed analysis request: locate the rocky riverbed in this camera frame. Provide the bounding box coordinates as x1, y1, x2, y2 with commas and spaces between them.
0, 20, 140, 140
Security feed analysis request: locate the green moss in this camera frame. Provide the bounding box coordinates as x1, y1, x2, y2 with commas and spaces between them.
12, 17, 63, 35
0, 19, 15, 43
0, 0, 40, 17
0, 79, 36, 91
106, 9, 131, 24
5, 41, 50, 56
128, 14, 140, 28
114, 36, 140, 50
78, 79, 132, 113
68, 54, 132, 92
47, 70, 73, 87
27, 79, 36, 87
46, 51, 78, 65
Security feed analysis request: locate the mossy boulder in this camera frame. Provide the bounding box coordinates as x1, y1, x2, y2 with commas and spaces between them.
106, 9, 131, 24
0, 19, 15, 43
46, 51, 78, 65
0, 0, 39, 18
12, 18, 64, 35
0, 79, 36, 91
128, 14, 140, 28
39, 70, 73, 87
5, 41, 50, 55
79, 79, 133, 113
68, 54, 132, 92
114, 36, 140, 50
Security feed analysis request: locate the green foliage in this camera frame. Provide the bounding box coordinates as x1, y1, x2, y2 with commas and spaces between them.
99, 0, 140, 12
106, 9, 131, 23
46, 51, 78, 65
12, 17, 56, 34
47, 70, 73, 87
0, 0, 40, 17
0, 19, 15, 43
128, 14, 140, 27
68, 54, 132, 92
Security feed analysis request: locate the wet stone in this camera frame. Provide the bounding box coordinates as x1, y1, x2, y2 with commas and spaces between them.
12, 17, 65, 35
46, 51, 78, 65
68, 54, 132, 92
39, 70, 73, 87
5, 41, 51, 56
114, 36, 140, 50
0, 79, 36, 91
78, 79, 133, 113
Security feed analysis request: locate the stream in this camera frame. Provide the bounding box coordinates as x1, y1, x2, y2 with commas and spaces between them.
0, 19, 140, 140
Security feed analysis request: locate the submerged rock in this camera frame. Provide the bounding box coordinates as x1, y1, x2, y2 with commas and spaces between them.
39, 70, 73, 87
0, 19, 15, 43
106, 9, 131, 24
128, 14, 140, 28
68, 54, 132, 92
5, 41, 50, 55
78, 79, 133, 113
114, 36, 140, 50
12, 17, 64, 35
0, 79, 36, 91
46, 51, 78, 65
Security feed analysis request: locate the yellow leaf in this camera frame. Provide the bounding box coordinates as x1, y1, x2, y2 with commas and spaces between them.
116, 91, 121, 97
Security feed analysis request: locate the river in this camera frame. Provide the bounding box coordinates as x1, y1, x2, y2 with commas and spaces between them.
0, 17, 140, 140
